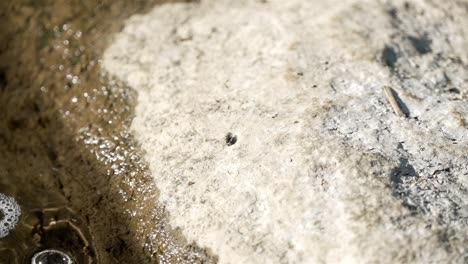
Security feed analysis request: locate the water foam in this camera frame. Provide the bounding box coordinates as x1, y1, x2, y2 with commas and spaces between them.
0, 193, 21, 238
31, 249, 74, 264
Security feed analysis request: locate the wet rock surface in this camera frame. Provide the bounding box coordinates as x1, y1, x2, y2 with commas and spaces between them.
104, 0, 468, 263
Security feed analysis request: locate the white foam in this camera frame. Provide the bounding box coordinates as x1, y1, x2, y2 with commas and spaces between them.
31, 249, 74, 264
0, 193, 21, 238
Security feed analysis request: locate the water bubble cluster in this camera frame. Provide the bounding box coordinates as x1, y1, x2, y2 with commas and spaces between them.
0, 193, 21, 238
31, 249, 74, 264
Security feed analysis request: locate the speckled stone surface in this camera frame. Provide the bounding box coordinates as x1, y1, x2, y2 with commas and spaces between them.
104, 0, 468, 263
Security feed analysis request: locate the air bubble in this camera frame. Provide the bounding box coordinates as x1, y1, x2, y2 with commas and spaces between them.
0, 193, 21, 238
31, 249, 74, 264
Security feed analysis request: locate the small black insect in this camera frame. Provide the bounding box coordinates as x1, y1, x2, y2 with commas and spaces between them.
225, 132, 237, 146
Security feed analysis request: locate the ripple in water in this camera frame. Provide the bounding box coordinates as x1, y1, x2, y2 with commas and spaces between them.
31, 249, 74, 264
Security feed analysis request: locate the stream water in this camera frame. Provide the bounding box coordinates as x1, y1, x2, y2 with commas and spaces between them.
0, 0, 215, 263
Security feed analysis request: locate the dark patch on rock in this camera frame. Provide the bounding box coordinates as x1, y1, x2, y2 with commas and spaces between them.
387, 7, 398, 20
390, 158, 418, 185
408, 34, 432, 54
447, 88, 460, 94
404, 2, 411, 10
225, 132, 237, 146
381, 45, 398, 68
390, 158, 419, 212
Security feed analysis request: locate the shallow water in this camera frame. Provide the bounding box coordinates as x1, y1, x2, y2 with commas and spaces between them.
0, 0, 215, 263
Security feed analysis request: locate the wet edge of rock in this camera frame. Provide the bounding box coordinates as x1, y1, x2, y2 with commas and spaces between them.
0, 0, 215, 263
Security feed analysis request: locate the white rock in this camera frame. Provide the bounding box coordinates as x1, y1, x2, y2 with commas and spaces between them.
103, 0, 468, 263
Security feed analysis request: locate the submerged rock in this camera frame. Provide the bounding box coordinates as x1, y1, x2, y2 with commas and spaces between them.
104, 0, 468, 263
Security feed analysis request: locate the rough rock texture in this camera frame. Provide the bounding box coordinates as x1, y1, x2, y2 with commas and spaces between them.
103, 0, 468, 263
